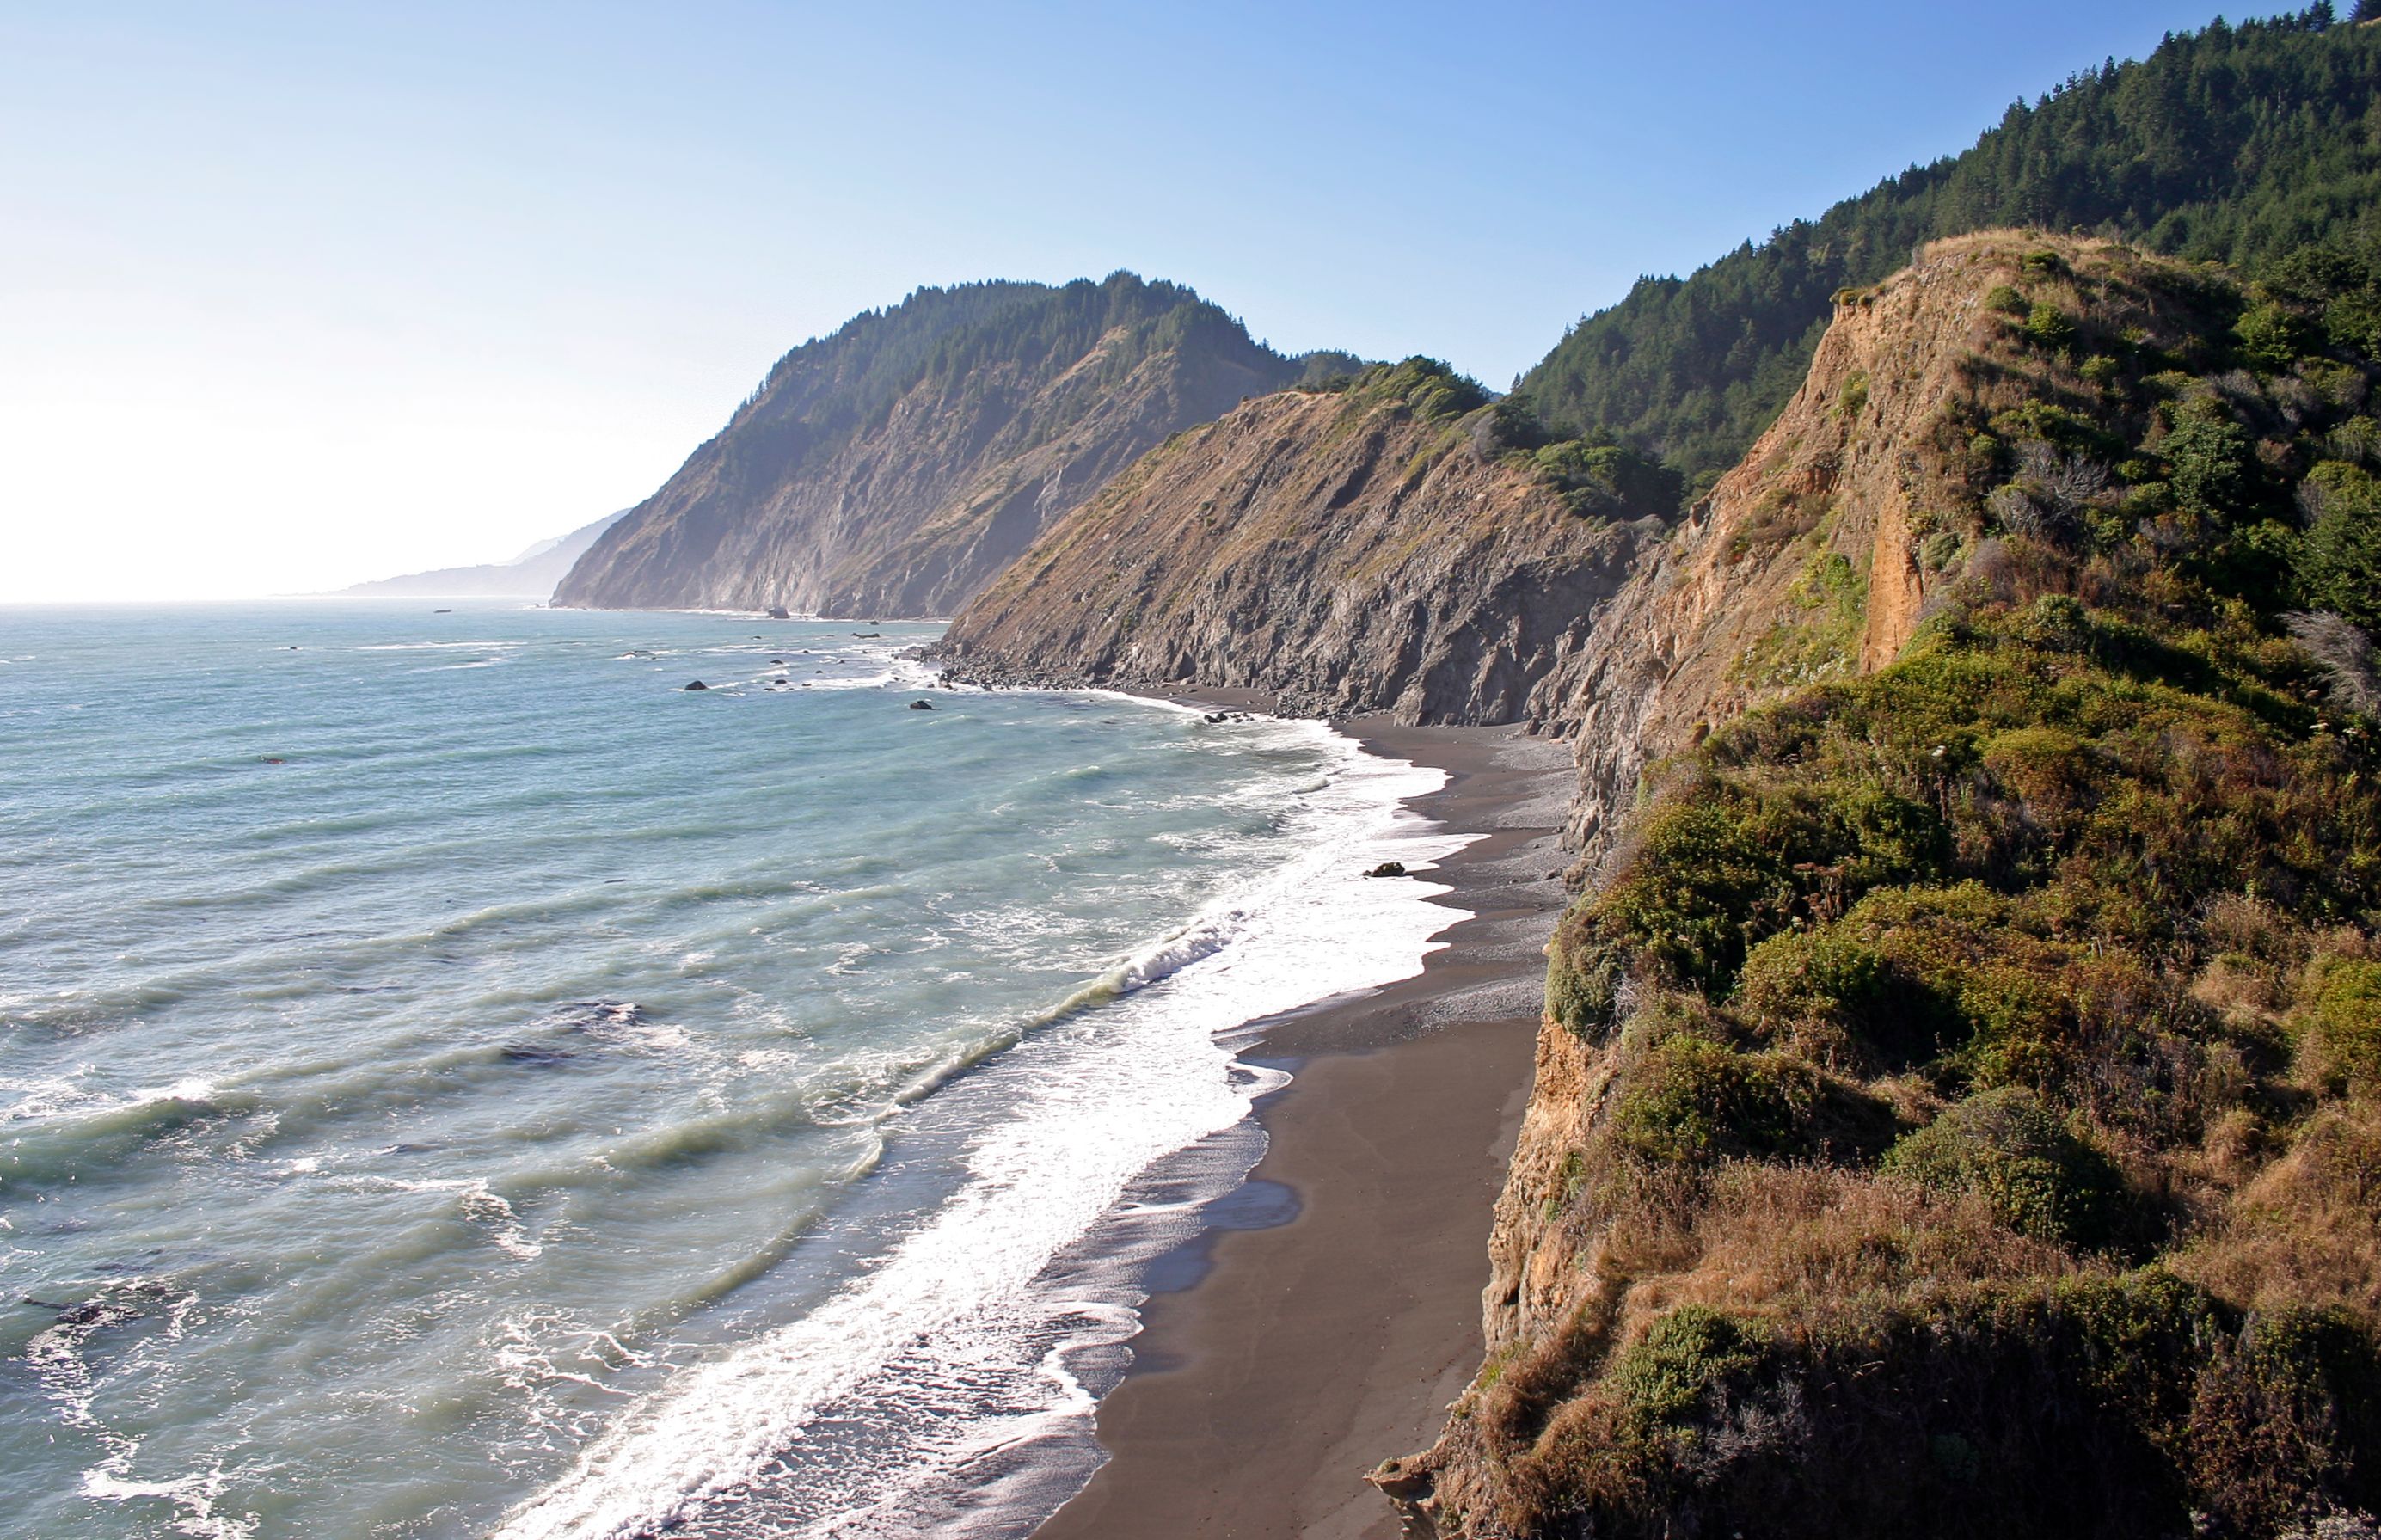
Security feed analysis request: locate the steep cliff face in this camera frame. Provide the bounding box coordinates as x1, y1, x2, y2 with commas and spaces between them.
1547, 232, 2086, 861
927, 361, 1661, 724
554, 274, 1335, 617
1390, 232, 2381, 1537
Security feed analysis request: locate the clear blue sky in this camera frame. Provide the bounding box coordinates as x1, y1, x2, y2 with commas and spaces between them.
0, 0, 2276, 599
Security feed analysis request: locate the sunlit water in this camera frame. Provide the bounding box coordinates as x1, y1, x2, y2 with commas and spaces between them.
0, 601, 1465, 1539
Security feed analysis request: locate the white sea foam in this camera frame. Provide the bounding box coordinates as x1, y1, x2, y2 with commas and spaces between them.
1, 604, 1474, 1537
493, 724, 1468, 1540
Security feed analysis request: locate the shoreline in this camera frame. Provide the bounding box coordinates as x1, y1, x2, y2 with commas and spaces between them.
1033, 691, 1575, 1540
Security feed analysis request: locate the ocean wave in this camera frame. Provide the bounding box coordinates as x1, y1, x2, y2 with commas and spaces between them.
488, 724, 1472, 1540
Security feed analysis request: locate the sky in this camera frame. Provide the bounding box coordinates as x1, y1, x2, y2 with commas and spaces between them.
0, 1, 2282, 601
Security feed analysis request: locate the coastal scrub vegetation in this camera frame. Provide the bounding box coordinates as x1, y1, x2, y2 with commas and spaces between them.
1297, 359, 1686, 524
1519, 8, 2381, 499
1445, 233, 2381, 1537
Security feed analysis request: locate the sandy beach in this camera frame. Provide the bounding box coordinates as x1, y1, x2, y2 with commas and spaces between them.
1034, 703, 1577, 1540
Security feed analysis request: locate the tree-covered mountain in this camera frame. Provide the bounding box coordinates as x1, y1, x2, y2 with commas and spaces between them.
1521, 5, 2381, 494
554, 273, 1359, 616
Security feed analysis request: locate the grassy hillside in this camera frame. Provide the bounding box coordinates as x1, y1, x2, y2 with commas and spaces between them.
1423, 233, 2381, 1537
1520, 7, 2381, 496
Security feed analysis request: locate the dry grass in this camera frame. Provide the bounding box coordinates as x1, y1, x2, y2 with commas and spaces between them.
2177, 1101, 2381, 1320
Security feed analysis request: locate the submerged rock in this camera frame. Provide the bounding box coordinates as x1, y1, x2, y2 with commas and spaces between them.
908, 699, 936, 710
683, 679, 708, 691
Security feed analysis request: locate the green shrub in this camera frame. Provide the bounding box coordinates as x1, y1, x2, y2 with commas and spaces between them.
1584, 779, 1952, 999
2164, 411, 2255, 519
1838, 369, 1871, 420
1731, 549, 1870, 688
2024, 303, 2078, 353
1982, 721, 2095, 799
1347, 355, 1489, 420
1547, 930, 1629, 1040
2012, 593, 2093, 653
2301, 953, 2381, 1091
1885, 1086, 2126, 1248
1605, 1305, 1774, 1431
1737, 929, 1893, 1029
1533, 439, 1684, 520
1611, 1032, 1823, 1164
2298, 461, 2381, 629
1986, 284, 2029, 316
2237, 299, 2317, 371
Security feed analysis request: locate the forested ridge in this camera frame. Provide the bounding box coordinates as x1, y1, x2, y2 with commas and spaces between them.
1521, 6, 2381, 494
709, 273, 1357, 498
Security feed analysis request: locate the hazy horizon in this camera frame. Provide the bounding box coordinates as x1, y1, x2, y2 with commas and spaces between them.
4, 0, 2246, 601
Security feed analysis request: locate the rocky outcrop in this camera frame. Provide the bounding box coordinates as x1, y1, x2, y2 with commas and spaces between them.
928, 365, 1659, 724
1546, 232, 2049, 863
555, 275, 1341, 617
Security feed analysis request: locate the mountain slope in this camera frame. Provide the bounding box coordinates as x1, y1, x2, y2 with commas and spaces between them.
928, 359, 1666, 723
1383, 230, 2381, 1540
552, 274, 1353, 617
333, 511, 628, 598
1522, 7, 2381, 494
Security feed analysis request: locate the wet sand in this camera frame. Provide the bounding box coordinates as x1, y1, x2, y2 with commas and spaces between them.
1034, 699, 1574, 1539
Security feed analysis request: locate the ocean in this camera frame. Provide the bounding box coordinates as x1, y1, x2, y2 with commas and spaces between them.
0, 600, 1468, 1539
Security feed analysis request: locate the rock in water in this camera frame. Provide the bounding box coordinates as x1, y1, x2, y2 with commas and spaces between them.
683, 680, 708, 691
908, 699, 935, 710
1366, 861, 1408, 878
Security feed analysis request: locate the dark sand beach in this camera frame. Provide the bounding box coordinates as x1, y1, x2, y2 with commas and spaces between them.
1035, 702, 1576, 1539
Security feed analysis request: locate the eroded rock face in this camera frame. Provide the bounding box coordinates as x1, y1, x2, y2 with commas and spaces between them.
553, 276, 1313, 617
1546, 234, 2032, 864
928, 385, 1653, 724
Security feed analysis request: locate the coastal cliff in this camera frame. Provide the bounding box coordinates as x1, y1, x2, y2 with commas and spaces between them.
553, 274, 1346, 617
927, 359, 1668, 724
1548, 231, 2032, 861
1384, 231, 2381, 1537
